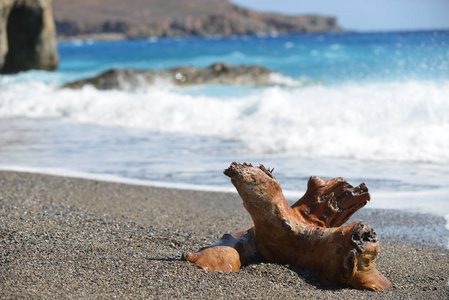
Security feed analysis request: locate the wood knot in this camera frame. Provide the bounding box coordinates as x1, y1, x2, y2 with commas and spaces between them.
350, 222, 377, 253
281, 219, 291, 230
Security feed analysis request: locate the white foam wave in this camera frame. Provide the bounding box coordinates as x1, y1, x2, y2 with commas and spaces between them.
268, 73, 308, 87
1, 79, 449, 163
370, 189, 449, 217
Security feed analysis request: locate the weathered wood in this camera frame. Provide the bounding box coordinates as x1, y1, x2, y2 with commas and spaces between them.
291, 175, 370, 228
182, 162, 391, 291
181, 229, 256, 272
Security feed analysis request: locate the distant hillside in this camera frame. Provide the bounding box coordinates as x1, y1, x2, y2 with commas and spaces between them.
52, 0, 341, 40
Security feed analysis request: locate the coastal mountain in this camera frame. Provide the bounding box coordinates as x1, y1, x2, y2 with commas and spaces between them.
52, 0, 341, 39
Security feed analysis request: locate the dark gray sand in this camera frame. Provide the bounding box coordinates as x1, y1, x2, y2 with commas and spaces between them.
1, 171, 448, 299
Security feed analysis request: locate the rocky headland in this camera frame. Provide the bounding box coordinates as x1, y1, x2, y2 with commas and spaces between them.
62, 63, 276, 90
53, 0, 342, 41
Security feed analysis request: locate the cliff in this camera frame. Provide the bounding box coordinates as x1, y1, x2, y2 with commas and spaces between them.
52, 0, 341, 40
0, 0, 58, 73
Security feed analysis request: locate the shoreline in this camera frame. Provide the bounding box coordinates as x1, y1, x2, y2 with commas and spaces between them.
0, 166, 237, 194
55, 28, 449, 43
1, 170, 448, 298
1, 165, 448, 222
57, 32, 128, 43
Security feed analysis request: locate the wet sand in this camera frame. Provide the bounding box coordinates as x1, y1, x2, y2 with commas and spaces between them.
1, 170, 448, 299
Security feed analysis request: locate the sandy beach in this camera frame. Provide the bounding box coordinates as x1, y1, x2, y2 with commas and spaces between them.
1, 170, 448, 299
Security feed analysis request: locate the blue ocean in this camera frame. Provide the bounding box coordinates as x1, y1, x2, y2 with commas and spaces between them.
1, 31, 449, 227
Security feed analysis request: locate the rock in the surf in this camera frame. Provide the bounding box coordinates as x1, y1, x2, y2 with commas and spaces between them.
62, 63, 275, 89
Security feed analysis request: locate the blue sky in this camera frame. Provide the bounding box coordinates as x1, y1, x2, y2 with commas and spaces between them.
232, 0, 449, 32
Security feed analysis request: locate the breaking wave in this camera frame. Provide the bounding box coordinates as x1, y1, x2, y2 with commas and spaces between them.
1, 79, 449, 163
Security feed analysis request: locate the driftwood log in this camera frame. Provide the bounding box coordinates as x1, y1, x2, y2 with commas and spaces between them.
182, 162, 391, 291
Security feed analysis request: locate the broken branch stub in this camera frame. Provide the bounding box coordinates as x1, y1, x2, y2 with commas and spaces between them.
292, 175, 371, 228
182, 162, 391, 291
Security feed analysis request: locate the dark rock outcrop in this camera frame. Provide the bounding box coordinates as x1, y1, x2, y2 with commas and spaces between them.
53, 0, 341, 40
62, 63, 274, 90
0, 0, 58, 73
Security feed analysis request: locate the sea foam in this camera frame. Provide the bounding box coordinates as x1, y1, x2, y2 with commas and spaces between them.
1, 79, 449, 163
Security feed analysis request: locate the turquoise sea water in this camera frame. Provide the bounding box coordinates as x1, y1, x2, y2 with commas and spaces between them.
1, 31, 449, 226
55, 30, 449, 83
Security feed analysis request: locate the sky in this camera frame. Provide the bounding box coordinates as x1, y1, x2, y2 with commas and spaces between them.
232, 0, 449, 32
